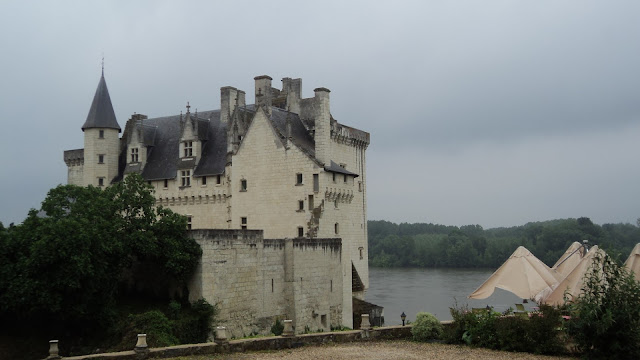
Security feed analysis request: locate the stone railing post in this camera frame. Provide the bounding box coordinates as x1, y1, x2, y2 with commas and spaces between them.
46, 340, 61, 359
215, 326, 228, 344
282, 319, 294, 336
134, 334, 149, 354
360, 314, 371, 330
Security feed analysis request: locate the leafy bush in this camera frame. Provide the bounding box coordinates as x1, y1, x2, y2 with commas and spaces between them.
172, 299, 217, 344
122, 310, 178, 348
271, 319, 284, 336
566, 252, 640, 358
411, 312, 443, 341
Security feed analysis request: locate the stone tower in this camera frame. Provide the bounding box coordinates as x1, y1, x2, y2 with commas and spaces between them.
81, 72, 121, 187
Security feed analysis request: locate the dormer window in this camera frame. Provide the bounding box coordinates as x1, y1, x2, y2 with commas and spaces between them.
130, 148, 139, 163
181, 170, 191, 187
183, 141, 193, 157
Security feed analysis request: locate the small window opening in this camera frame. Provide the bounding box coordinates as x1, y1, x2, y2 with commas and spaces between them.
130, 148, 139, 162
240, 179, 247, 191
321, 314, 327, 328
296, 173, 303, 185
359, 247, 364, 260
216, 174, 221, 184
98, 154, 104, 164
241, 217, 247, 230
163, 179, 168, 188
202, 176, 207, 185
99, 130, 104, 138
181, 170, 191, 187
183, 141, 193, 157
344, 174, 347, 183
308, 195, 314, 210
332, 173, 336, 183
313, 174, 319, 192
298, 227, 304, 237
330, 279, 333, 292
187, 216, 192, 230
98, 177, 104, 187
334, 223, 339, 234
271, 279, 274, 292
358, 181, 363, 192
298, 200, 304, 211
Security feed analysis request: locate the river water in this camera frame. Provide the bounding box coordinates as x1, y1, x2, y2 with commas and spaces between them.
366, 267, 538, 324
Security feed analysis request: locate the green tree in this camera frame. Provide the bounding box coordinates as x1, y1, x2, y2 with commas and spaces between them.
0, 174, 201, 329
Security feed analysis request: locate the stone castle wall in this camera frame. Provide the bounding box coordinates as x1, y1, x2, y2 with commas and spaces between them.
188, 229, 343, 338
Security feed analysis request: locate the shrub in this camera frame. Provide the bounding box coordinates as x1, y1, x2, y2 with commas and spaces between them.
411, 312, 443, 341
271, 318, 284, 336
173, 299, 217, 344
566, 252, 640, 358
122, 310, 178, 348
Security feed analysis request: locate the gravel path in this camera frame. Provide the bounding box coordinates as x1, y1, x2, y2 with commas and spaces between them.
171, 341, 573, 360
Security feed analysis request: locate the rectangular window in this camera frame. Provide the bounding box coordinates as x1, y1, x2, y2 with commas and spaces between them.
298, 200, 304, 211
98, 154, 104, 164
181, 170, 191, 187
358, 181, 363, 192
98, 177, 104, 187
99, 130, 104, 138
296, 173, 303, 185
334, 223, 339, 235
359, 247, 364, 260
313, 174, 319, 192
164, 179, 168, 188
130, 148, 139, 162
241, 217, 247, 230
344, 174, 347, 183
332, 173, 336, 183
183, 141, 193, 157
308, 195, 314, 210
201, 176, 207, 185
298, 227, 304, 237
216, 175, 221, 184
187, 216, 192, 230
240, 179, 247, 191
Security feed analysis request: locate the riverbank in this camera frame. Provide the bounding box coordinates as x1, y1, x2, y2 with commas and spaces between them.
169, 340, 574, 360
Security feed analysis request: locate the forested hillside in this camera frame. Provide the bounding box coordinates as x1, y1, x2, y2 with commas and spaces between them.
368, 218, 640, 268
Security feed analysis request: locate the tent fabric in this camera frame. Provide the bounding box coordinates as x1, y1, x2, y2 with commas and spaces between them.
624, 243, 640, 281
541, 246, 605, 306
552, 241, 586, 278
469, 246, 560, 300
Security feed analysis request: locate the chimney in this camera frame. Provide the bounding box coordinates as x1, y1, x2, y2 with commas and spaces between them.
313, 87, 331, 166
282, 77, 302, 114
220, 86, 238, 124
254, 75, 273, 114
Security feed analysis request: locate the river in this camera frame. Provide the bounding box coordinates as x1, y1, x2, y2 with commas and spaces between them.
366, 267, 538, 324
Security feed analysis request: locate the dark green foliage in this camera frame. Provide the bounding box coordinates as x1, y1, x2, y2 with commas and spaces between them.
271, 319, 284, 336
445, 305, 564, 355
172, 299, 217, 344
411, 312, 443, 341
368, 218, 640, 268
121, 310, 178, 348
0, 174, 204, 355
566, 252, 640, 359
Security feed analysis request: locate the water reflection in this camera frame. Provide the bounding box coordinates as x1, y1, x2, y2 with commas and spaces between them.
366, 267, 538, 324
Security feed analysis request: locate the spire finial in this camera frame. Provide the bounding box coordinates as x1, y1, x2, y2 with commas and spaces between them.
101, 54, 104, 76
186, 101, 191, 113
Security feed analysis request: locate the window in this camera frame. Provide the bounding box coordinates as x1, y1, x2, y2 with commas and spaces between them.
181, 170, 191, 187
130, 148, 139, 162
240, 179, 247, 191
241, 217, 247, 230
99, 130, 104, 138
358, 181, 363, 192
334, 223, 339, 234
183, 141, 193, 157
298, 200, 304, 211
344, 174, 347, 183
359, 247, 364, 260
296, 173, 303, 185
298, 227, 304, 237
163, 179, 168, 188
308, 195, 314, 210
332, 173, 336, 183
187, 216, 192, 230
98, 177, 104, 187
313, 174, 319, 192
201, 176, 207, 185
334, 200, 338, 209
98, 154, 104, 164
216, 175, 221, 184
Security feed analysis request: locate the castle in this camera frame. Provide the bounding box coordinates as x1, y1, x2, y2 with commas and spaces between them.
63, 71, 373, 335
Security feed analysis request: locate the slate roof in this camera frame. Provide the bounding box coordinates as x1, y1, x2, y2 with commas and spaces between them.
82, 75, 121, 132
324, 160, 359, 177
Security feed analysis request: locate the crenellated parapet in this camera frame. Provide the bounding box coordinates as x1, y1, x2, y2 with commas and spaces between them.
324, 187, 355, 204
331, 121, 369, 148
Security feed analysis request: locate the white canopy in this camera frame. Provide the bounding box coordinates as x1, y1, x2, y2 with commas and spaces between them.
541, 246, 605, 306
552, 241, 586, 278
469, 246, 560, 300
624, 243, 640, 281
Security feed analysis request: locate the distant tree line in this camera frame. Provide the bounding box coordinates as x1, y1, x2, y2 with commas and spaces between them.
368, 218, 640, 268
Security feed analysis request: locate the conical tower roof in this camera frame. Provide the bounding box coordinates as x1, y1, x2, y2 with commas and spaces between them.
82, 73, 121, 132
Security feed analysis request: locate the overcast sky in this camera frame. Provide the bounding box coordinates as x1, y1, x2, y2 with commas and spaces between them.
1, 0, 638, 229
